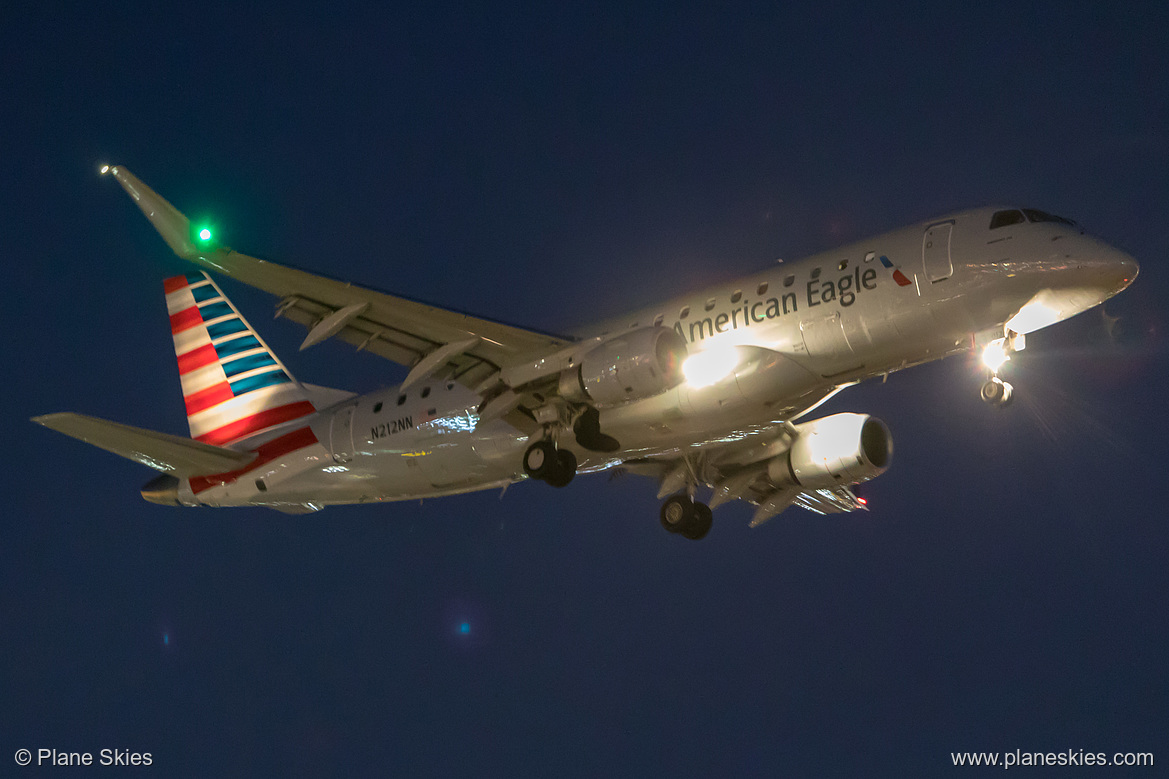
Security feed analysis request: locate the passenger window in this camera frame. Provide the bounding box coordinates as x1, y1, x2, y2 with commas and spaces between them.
373, 402, 383, 413
704, 298, 716, 312
864, 251, 875, 262
421, 387, 430, 399
811, 267, 821, 279
989, 209, 1025, 229
838, 259, 848, 270
397, 394, 406, 406
731, 290, 742, 303
783, 275, 794, 287
756, 282, 768, 295
680, 306, 690, 319
653, 314, 664, 326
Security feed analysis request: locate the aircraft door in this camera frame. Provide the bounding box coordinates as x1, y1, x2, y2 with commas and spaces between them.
330, 404, 355, 463
922, 221, 954, 282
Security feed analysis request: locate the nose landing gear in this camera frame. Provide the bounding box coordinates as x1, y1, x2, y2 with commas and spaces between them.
980, 376, 1013, 407
979, 330, 1022, 408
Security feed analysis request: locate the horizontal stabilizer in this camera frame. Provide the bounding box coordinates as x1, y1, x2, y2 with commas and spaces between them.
32, 412, 256, 476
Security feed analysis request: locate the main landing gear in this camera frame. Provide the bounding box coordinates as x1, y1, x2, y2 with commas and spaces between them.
523, 405, 619, 489
522, 439, 577, 488
979, 330, 1022, 408
659, 494, 713, 540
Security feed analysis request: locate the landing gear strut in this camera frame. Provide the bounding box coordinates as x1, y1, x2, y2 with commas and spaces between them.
659, 494, 713, 540
523, 403, 617, 489
523, 439, 577, 488
979, 330, 1022, 408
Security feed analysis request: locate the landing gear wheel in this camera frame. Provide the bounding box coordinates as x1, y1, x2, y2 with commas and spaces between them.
980, 377, 1014, 408
524, 441, 577, 487
545, 449, 577, 488
659, 495, 713, 540
523, 440, 558, 480
682, 503, 713, 540
659, 494, 692, 533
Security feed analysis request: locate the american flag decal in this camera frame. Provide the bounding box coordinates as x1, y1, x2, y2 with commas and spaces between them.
879, 255, 914, 287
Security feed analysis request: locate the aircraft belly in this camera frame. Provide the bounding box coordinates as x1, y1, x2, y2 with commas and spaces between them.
189, 402, 526, 506
355, 414, 525, 497
597, 348, 834, 456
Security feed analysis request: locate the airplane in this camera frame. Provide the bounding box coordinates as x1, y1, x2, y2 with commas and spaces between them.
33, 166, 1138, 539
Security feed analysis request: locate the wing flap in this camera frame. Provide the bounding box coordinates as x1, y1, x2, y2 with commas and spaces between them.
32, 412, 256, 477
793, 486, 867, 514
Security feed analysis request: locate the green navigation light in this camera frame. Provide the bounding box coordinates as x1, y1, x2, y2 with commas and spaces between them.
198, 227, 212, 242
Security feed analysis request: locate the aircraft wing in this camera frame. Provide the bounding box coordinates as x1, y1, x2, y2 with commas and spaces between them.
742, 482, 867, 525
640, 438, 871, 525
108, 166, 571, 388
791, 486, 867, 514
744, 482, 868, 525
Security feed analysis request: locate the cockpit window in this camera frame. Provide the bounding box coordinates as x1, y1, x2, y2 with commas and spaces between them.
1023, 208, 1076, 227
989, 209, 1025, 229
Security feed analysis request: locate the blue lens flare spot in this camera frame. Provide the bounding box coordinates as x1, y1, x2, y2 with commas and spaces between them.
459, 622, 470, 635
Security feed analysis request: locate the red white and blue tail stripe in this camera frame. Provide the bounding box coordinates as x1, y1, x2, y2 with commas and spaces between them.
165, 272, 316, 446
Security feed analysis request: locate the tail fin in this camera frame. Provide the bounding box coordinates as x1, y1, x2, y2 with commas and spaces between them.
165, 272, 316, 446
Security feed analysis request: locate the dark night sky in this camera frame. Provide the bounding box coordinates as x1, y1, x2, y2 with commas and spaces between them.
3, 2, 1167, 775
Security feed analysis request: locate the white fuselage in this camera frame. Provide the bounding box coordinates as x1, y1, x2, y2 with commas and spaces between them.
173, 206, 1137, 509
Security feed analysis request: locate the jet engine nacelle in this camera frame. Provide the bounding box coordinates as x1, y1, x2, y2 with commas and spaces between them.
768, 413, 892, 489
559, 326, 688, 407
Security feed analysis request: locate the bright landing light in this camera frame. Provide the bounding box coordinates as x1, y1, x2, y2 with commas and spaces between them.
198, 227, 212, 241
982, 339, 1009, 372
682, 347, 739, 388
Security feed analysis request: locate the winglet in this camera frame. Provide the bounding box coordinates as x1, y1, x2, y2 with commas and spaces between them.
105, 165, 198, 258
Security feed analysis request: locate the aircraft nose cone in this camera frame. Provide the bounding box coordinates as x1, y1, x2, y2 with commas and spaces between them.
1075, 237, 1139, 296
1106, 247, 1139, 294
1118, 252, 1139, 286
141, 474, 180, 505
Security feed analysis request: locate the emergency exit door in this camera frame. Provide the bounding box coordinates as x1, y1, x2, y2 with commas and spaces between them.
922, 221, 954, 282
330, 405, 355, 463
